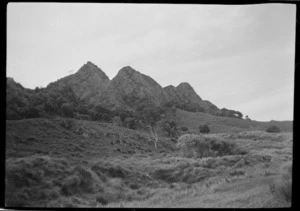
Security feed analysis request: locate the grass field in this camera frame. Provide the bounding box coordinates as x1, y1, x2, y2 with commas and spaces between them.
5, 113, 293, 208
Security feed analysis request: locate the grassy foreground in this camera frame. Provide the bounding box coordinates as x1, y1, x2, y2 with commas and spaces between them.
5, 117, 292, 207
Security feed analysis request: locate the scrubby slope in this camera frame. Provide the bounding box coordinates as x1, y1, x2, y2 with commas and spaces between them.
175, 109, 293, 133
6, 118, 175, 159
5, 118, 292, 208
109, 131, 292, 208
5, 117, 176, 207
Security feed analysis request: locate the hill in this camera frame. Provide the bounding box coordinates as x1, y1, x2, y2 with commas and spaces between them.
6, 61, 244, 120
174, 109, 293, 134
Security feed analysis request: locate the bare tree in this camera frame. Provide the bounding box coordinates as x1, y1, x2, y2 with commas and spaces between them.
110, 115, 124, 142
147, 124, 159, 149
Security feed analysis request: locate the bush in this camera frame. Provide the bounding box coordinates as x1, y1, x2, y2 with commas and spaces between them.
199, 124, 210, 134
58, 119, 73, 130
61, 103, 74, 118
163, 120, 177, 137
176, 134, 246, 158
44, 99, 56, 113
5, 156, 70, 206
6, 108, 22, 120
266, 125, 281, 133
96, 194, 108, 205
24, 107, 40, 118
123, 117, 136, 130
181, 127, 188, 132
76, 105, 90, 115
152, 162, 216, 184
61, 166, 98, 196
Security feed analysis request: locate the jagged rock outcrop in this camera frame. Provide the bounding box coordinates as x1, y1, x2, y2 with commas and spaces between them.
163, 82, 219, 114
45, 61, 128, 110
111, 66, 168, 109
47, 61, 111, 104
163, 85, 179, 102
176, 82, 203, 102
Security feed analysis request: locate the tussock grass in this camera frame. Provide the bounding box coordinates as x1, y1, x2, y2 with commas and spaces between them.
269, 162, 292, 203
236, 131, 286, 142
5, 155, 156, 207
5, 155, 106, 207
152, 164, 219, 184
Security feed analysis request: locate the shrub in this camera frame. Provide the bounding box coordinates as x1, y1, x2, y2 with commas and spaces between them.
124, 117, 136, 130
266, 125, 281, 133
26, 107, 41, 118
61, 103, 74, 118
163, 120, 177, 137
199, 124, 210, 134
181, 126, 188, 132
91, 162, 128, 179
44, 99, 56, 113
152, 163, 216, 184
58, 119, 73, 130
60, 165, 100, 197
96, 194, 108, 205
129, 183, 140, 190
5, 156, 71, 207
176, 134, 246, 158
6, 109, 22, 120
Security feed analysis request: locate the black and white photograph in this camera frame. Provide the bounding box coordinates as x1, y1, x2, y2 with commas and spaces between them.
6, 2, 294, 208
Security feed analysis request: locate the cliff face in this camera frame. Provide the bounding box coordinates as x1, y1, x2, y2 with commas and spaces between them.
10, 61, 242, 118
111, 66, 168, 109
46, 61, 110, 102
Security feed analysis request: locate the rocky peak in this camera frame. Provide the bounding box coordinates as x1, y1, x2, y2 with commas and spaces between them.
115, 66, 141, 79
18, 60, 242, 118
164, 85, 176, 90
119, 66, 135, 72
46, 61, 111, 103
176, 82, 202, 101
113, 66, 160, 87
176, 82, 194, 91
111, 66, 167, 108
77, 61, 110, 80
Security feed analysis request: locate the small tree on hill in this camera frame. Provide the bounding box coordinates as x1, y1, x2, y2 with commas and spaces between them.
199, 124, 210, 134
139, 106, 164, 149
245, 115, 251, 121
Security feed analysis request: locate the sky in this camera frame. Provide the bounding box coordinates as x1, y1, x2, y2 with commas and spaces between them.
7, 3, 295, 121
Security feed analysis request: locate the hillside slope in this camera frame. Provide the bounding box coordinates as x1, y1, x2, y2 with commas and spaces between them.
5, 117, 292, 208
175, 109, 293, 133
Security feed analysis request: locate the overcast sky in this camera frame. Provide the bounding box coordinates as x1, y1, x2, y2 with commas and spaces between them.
7, 3, 295, 121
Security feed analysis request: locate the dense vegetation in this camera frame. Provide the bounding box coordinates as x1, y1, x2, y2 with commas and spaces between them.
266, 125, 281, 133
6, 78, 244, 128
6, 80, 157, 125
199, 124, 210, 134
